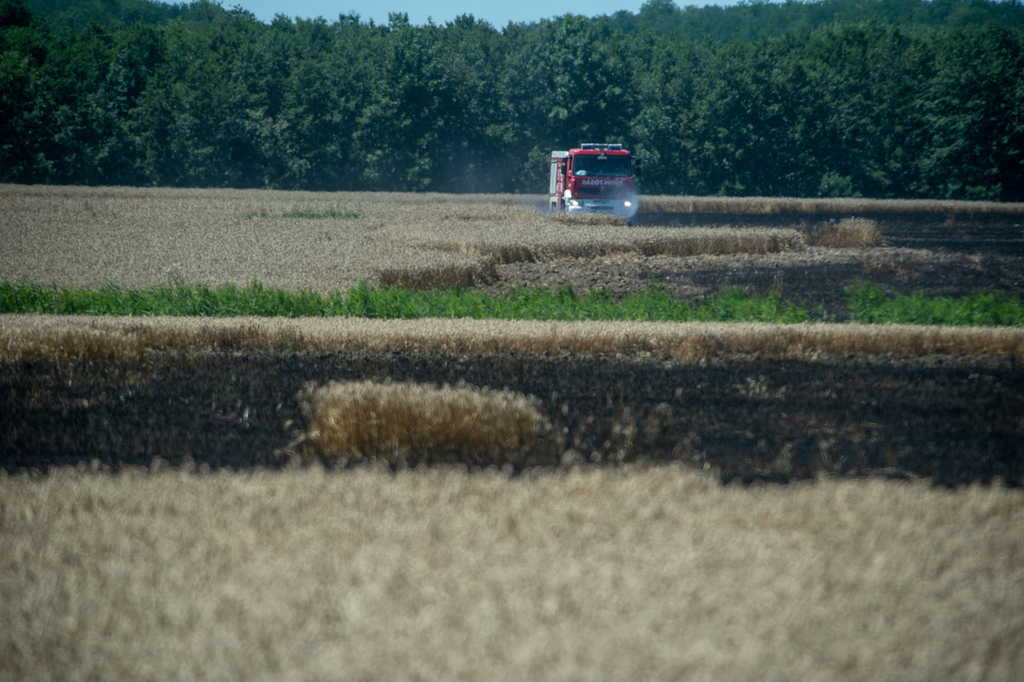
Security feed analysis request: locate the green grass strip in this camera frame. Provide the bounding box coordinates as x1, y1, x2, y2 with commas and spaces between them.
343, 283, 815, 323
0, 281, 814, 323
847, 281, 1024, 326
3, 280, 1021, 325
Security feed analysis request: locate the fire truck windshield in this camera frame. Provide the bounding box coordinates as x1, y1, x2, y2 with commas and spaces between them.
572, 155, 631, 177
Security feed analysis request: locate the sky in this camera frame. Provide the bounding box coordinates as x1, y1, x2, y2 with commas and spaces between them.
235, 1, 739, 27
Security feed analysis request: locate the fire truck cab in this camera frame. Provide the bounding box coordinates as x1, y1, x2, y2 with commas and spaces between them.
549, 143, 639, 220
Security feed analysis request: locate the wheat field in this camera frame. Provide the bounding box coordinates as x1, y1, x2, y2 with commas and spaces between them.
1, 184, 858, 293
2, 465, 1022, 682
4, 185, 1024, 680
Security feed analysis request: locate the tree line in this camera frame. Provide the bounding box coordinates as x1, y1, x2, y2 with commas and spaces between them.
2, 0, 1023, 199
608, 0, 1024, 42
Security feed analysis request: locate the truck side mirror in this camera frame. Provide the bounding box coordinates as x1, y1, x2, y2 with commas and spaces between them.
633, 158, 642, 179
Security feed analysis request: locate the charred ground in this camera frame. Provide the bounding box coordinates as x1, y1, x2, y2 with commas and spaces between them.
3, 346, 1022, 486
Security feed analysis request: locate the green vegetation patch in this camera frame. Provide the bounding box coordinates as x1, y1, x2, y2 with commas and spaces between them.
345, 284, 817, 323
847, 281, 1024, 326
0, 281, 814, 323
3, 281, 1022, 326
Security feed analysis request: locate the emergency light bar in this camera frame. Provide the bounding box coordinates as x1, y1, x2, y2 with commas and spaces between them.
579, 143, 623, 151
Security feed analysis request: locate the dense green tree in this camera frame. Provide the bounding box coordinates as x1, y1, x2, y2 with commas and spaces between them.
917, 28, 1024, 199
25, 0, 227, 31
607, 0, 1024, 42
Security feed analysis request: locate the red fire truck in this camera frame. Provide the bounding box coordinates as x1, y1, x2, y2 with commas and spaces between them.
549, 143, 639, 220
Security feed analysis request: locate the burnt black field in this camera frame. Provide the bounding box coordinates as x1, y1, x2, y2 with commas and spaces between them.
3, 348, 1022, 486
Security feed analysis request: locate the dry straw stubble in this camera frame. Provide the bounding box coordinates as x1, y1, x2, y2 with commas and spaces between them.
803, 217, 887, 247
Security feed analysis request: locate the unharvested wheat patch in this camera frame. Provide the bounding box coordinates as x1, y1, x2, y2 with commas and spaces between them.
0, 188, 538, 293
295, 380, 553, 466
4, 315, 1024, 362
373, 249, 499, 289
376, 262, 499, 289
1, 466, 1022, 681
422, 227, 805, 268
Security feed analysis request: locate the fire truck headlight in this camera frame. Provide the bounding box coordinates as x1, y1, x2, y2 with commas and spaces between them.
623, 201, 632, 208
569, 199, 580, 207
